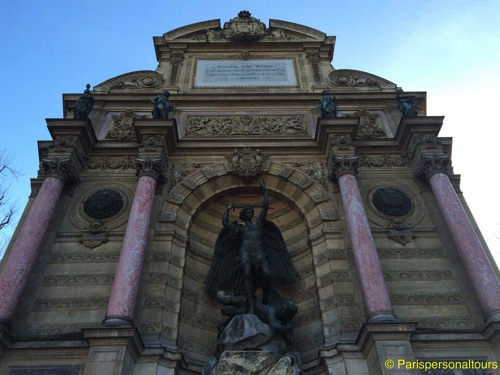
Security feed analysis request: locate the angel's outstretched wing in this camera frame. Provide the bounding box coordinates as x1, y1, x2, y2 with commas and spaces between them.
263, 219, 298, 284
204, 224, 241, 294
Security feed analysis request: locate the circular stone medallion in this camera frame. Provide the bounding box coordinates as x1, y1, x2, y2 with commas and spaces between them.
372, 187, 412, 217
83, 189, 125, 220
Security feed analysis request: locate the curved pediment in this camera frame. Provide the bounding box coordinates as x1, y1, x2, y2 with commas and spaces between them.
162, 19, 221, 41
158, 12, 331, 43
94, 70, 164, 92
328, 69, 396, 91
269, 19, 327, 40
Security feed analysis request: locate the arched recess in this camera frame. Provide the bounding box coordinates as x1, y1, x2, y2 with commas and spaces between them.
152, 161, 346, 369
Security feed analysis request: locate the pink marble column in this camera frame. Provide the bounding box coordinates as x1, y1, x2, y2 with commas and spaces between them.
103, 157, 163, 326
0, 158, 77, 328
331, 156, 396, 322
419, 154, 500, 323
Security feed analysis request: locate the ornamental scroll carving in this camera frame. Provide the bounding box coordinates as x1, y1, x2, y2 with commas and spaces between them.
185, 115, 307, 136
105, 109, 145, 141
224, 147, 270, 180
94, 70, 164, 92
328, 69, 396, 89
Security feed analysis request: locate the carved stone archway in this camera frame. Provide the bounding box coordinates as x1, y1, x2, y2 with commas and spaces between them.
144, 162, 357, 370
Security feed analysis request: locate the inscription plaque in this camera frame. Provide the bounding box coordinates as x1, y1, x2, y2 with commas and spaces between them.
195, 59, 296, 87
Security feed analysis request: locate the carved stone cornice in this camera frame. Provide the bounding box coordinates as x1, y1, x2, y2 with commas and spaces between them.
41, 157, 80, 184
414, 153, 450, 180
135, 157, 166, 182
328, 155, 359, 181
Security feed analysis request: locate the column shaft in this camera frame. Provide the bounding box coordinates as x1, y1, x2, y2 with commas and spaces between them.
338, 173, 394, 321
429, 172, 500, 321
0, 176, 64, 324
104, 175, 157, 325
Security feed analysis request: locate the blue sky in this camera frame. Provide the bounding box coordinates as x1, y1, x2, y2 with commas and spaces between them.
1, 0, 499, 259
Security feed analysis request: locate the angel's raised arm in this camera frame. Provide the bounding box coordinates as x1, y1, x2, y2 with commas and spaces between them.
258, 182, 269, 221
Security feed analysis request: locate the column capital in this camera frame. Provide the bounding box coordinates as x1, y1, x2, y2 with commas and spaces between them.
135, 156, 166, 182
328, 155, 359, 181
41, 156, 80, 184
414, 153, 450, 180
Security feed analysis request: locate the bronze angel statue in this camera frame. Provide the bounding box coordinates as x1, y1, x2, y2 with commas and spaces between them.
205, 182, 298, 315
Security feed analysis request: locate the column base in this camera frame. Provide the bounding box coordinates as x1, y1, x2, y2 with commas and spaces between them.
367, 311, 398, 323
486, 310, 500, 324
102, 315, 133, 327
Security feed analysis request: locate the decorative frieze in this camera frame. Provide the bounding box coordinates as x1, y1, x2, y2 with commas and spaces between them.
377, 247, 444, 259
24, 323, 95, 337
42, 274, 114, 285
383, 270, 454, 281
315, 249, 347, 266
358, 154, 408, 168
151, 252, 183, 267
390, 292, 463, 305
415, 317, 474, 329
49, 251, 120, 263
32, 297, 108, 311
340, 318, 364, 331
83, 156, 136, 170
147, 273, 181, 289
185, 115, 307, 136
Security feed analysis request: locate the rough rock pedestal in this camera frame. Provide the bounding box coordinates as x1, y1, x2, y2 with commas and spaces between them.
204, 314, 301, 375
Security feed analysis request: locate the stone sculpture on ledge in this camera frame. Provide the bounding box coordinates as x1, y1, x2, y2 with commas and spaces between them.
318, 90, 337, 118
151, 90, 173, 119
73, 84, 94, 119
396, 87, 418, 117
203, 182, 301, 374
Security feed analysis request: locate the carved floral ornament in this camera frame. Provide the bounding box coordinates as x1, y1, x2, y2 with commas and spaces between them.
328, 155, 359, 181
41, 157, 79, 183
328, 69, 396, 90
415, 154, 450, 179
135, 157, 167, 182
93, 71, 164, 92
